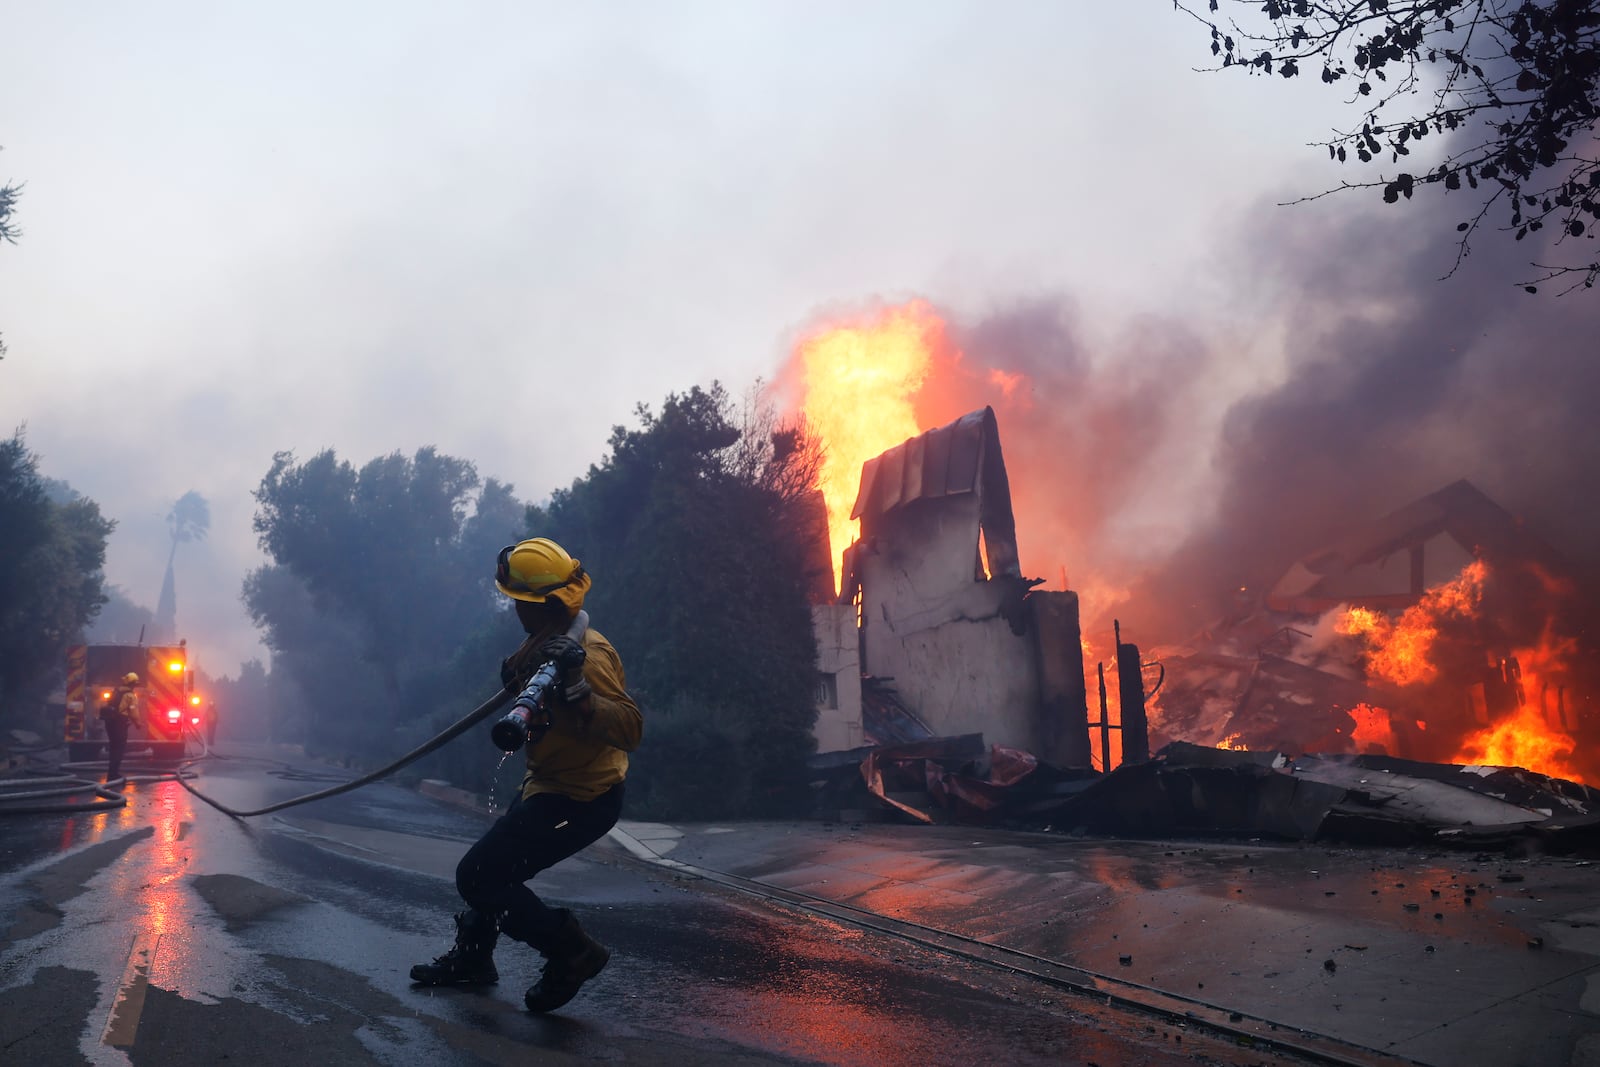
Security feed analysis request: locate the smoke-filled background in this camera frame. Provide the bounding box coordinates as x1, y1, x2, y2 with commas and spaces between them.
2, 2, 1595, 675
877, 194, 1600, 645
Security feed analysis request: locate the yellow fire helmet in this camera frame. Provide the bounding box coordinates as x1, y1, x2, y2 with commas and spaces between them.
123, 672, 140, 685
495, 538, 588, 605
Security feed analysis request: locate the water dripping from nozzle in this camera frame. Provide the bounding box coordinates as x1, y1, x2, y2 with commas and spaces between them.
487, 751, 516, 815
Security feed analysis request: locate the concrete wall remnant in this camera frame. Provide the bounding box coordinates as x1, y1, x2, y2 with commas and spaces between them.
812, 603, 863, 752
813, 406, 1091, 766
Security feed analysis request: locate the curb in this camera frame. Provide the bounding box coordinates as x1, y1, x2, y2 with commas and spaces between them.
417, 778, 494, 814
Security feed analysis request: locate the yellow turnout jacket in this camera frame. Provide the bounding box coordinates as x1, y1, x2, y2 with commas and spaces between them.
509, 575, 643, 802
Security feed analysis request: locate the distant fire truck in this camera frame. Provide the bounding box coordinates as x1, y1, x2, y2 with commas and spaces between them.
65, 640, 202, 763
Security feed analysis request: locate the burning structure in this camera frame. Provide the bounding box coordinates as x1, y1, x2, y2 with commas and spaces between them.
804, 432, 1600, 841
787, 298, 1596, 838
805, 420, 1596, 787
792, 302, 1107, 770
1152, 480, 1598, 785
811, 407, 1091, 767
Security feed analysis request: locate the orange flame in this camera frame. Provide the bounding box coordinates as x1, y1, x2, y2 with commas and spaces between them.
793, 301, 942, 592
1456, 704, 1580, 782
1334, 561, 1585, 782
782, 297, 1099, 605
1452, 621, 1584, 782
1335, 560, 1487, 686
1348, 703, 1396, 753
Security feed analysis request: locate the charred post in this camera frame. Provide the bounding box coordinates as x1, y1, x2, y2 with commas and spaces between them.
1115, 620, 1150, 764
1031, 590, 1091, 767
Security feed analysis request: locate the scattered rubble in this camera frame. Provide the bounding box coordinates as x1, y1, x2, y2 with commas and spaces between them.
810, 738, 1600, 854
805, 413, 1599, 854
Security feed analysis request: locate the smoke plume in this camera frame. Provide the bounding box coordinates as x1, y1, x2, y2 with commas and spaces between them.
861, 190, 1600, 645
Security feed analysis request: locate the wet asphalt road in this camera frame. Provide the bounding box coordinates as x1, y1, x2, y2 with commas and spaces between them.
0, 746, 1308, 1067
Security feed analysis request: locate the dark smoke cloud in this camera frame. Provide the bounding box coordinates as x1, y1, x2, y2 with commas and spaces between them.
927, 182, 1598, 646
922, 296, 1215, 607
1134, 190, 1600, 641
1143, 30, 1600, 640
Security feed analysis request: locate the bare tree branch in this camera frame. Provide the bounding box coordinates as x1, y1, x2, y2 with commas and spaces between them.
1177, 0, 1600, 291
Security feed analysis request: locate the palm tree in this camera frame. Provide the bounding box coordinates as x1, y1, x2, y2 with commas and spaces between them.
152, 491, 209, 642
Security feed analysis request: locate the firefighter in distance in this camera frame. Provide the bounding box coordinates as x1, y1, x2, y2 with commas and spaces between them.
100, 672, 141, 782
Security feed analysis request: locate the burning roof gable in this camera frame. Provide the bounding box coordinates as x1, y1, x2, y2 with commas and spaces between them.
850, 406, 1021, 580
1267, 479, 1574, 613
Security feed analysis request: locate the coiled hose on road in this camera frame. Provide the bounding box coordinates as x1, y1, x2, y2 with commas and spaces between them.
0, 686, 512, 819
0, 737, 209, 815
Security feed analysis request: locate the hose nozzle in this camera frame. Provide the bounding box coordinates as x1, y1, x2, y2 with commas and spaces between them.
489, 610, 590, 753
490, 660, 562, 751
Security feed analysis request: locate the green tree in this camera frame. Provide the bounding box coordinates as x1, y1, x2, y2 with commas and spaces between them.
154, 490, 210, 641
1182, 0, 1600, 290
0, 181, 17, 243
0, 147, 19, 359
242, 563, 367, 750
0, 432, 114, 724
85, 585, 155, 645
207, 658, 285, 743
532, 384, 825, 818
246, 447, 526, 757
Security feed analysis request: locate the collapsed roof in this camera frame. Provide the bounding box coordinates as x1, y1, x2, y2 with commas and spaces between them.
1268, 479, 1576, 613
810, 738, 1600, 854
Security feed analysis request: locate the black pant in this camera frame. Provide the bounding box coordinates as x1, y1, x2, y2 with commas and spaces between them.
455, 783, 623, 946
104, 716, 130, 780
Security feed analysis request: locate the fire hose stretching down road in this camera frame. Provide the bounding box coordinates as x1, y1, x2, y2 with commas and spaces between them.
0, 611, 590, 819
1, 700, 1414, 1065
0, 685, 512, 818
4, 599, 1427, 1067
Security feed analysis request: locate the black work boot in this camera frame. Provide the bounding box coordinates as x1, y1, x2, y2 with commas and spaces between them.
523, 911, 609, 1013
410, 910, 499, 986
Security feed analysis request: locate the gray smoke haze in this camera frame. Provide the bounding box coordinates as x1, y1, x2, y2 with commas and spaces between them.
929, 188, 1598, 643
1130, 22, 1600, 639
1144, 198, 1600, 636
6, 3, 1594, 671
941, 296, 1218, 587
9, 3, 1358, 675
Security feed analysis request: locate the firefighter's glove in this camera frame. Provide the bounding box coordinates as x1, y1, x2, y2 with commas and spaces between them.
539, 635, 591, 703
500, 636, 543, 692
501, 653, 540, 693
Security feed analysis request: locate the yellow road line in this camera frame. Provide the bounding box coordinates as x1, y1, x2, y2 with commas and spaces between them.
102, 932, 160, 1048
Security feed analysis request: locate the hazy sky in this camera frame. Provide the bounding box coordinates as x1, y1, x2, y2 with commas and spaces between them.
0, 3, 1479, 673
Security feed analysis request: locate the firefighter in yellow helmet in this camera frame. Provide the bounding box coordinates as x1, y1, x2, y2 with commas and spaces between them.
100, 672, 142, 782
411, 537, 643, 1014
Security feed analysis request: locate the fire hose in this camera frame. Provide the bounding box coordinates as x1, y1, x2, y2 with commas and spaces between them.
0, 744, 206, 816
173, 610, 590, 819
1, 612, 589, 819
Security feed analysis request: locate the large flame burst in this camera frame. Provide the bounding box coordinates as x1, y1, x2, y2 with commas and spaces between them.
1348, 703, 1398, 752
794, 301, 943, 592
1336, 560, 1487, 686
1456, 705, 1580, 781
784, 298, 1095, 607
1455, 622, 1583, 779
1336, 560, 1585, 782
